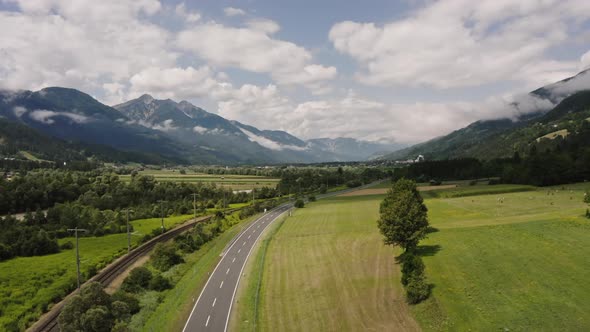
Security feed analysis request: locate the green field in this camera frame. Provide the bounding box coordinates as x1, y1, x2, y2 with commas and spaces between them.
0, 214, 193, 331
118, 170, 279, 190
250, 195, 420, 331
240, 182, 590, 331
413, 184, 590, 331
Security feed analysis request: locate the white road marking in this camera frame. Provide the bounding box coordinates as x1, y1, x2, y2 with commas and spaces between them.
232, 257, 236, 263
206, 315, 210, 327
238, 249, 241, 253
212, 298, 217, 307
242, 241, 246, 246
248, 235, 251, 239
226, 268, 230, 275
220, 281, 224, 288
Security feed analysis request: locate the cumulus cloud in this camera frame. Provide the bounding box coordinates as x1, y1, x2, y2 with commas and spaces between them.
329, 0, 590, 88
28, 109, 91, 125
224, 7, 246, 17
176, 22, 337, 87
129, 66, 220, 100
0, 0, 175, 97
245, 18, 280, 34
175, 3, 201, 23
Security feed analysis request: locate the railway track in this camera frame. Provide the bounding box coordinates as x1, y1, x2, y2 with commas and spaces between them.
29, 209, 241, 332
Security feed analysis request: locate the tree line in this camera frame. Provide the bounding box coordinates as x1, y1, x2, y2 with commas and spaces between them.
395, 120, 590, 187
0, 169, 278, 261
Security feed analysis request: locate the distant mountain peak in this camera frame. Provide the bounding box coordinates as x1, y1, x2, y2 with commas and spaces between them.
138, 94, 154, 103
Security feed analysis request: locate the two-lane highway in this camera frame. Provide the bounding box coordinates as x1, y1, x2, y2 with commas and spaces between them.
183, 204, 291, 332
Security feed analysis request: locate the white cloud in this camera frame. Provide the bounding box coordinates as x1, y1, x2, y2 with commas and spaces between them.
245, 18, 280, 34
151, 119, 176, 132
329, 0, 590, 88
175, 3, 201, 23
238, 127, 283, 150
12, 106, 27, 118
176, 22, 337, 87
224, 7, 246, 17
582, 50, 590, 69
545, 69, 590, 96
193, 125, 208, 134
129, 66, 220, 100
28, 109, 91, 124
0, 0, 176, 96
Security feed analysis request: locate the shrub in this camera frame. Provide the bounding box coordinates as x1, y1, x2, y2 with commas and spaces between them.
406, 274, 430, 304
121, 267, 152, 293
60, 241, 74, 250
346, 180, 362, 188
294, 199, 305, 208
400, 253, 425, 286
149, 274, 171, 291
111, 291, 140, 314
308, 195, 316, 202
151, 243, 184, 271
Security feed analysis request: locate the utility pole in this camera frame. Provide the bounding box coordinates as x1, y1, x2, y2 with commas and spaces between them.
122, 209, 133, 253
191, 193, 198, 219
158, 200, 167, 232
67, 227, 88, 290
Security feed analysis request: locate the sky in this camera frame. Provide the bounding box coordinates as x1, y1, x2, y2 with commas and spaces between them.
0, 0, 589, 144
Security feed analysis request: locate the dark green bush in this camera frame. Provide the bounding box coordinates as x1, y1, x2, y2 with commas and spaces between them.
149, 274, 171, 291
151, 243, 183, 271
294, 199, 305, 208
406, 274, 430, 304
121, 267, 152, 293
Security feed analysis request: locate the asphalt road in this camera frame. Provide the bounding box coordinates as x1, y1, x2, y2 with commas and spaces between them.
183, 204, 292, 332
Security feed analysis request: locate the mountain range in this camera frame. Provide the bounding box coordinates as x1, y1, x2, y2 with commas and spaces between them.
382, 69, 590, 161
0, 88, 399, 165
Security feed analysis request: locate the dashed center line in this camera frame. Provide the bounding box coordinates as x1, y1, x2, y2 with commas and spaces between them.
219, 281, 224, 288
238, 249, 241, 253
232, 257, 236, 263
242, 241, 246, 246
226, 268, 230, 275
205, 315, 210, 327
248, 235, 251, 239
212, 298, 216, 307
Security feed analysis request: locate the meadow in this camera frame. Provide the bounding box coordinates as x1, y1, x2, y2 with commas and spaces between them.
247, 195, 420, 331
238, 182, 590, 331
118, 170, 280, 190
413, 183, 590, 331
0, 214, 193, 331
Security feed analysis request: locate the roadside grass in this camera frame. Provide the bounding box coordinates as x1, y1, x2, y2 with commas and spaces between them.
256, 196, 420, 331
230, 211, 288, 332
412, 184, 590, 330
419, 184, 536, 199
137, 213, 262, 331
0, 214, 192, 331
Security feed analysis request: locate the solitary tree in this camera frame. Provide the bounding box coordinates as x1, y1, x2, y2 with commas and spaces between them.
377, 179, 429, 252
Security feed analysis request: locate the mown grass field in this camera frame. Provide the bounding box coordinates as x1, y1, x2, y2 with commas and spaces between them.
0, 214, 193, 331
413, 183, 590, 331
241, 181, 590, 331
118, 170, 279, 190
253, 195, 420, 331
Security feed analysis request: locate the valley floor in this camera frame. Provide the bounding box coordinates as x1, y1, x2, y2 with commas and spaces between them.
233, 182, 590, 331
